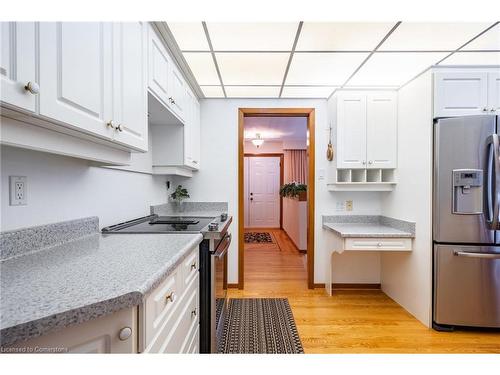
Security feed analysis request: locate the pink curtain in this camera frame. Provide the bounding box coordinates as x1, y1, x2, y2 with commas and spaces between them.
284, 150, 307, 184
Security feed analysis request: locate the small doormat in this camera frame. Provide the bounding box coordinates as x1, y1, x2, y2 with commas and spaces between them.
244, 232, 273, 243
219, 298, 304, 354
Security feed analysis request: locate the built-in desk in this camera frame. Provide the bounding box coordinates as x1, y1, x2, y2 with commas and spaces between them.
322, 216, 415, 296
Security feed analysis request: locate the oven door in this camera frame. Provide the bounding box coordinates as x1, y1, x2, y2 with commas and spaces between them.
211, 232, 230, 353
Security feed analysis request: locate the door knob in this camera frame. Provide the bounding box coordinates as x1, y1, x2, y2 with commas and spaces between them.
24, 81, 39, 95
250, 197, 253, 201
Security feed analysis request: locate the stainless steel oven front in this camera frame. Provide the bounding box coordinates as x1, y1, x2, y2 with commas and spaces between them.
212, 233, 229, 352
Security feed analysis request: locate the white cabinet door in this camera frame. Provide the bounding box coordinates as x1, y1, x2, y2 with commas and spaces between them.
39, 22, 114, 140
336, 93, 367, 169
148, 26, 171, 107
112, 22, 148, 151
170, 67, 186, 120
366, 92, 397, 169
488, 72, 500, 114
434, 72, 489, 117
0, 22, 37, 113
192, 99, 201, 169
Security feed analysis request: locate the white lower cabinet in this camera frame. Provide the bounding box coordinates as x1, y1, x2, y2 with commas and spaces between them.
140, 246, 200, 353
8, 307, 138, 353
0, 22, 38, 113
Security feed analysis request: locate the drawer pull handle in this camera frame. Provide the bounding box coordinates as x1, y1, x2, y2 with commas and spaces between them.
190, 262, 197, 270
118, 327, 132, 341
191, 308, 197, 317
165, 292, 175, 304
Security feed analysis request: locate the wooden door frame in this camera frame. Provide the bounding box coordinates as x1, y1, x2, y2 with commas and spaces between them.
244, 153, 284, 229
238, 108, 315, 289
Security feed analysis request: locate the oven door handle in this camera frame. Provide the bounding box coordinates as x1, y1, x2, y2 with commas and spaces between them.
214, 233, 231, 259
454, 250, 500, 259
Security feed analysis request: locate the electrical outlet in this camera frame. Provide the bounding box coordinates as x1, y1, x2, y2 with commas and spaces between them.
346, 200, 353, 211
10, 176, 27, 206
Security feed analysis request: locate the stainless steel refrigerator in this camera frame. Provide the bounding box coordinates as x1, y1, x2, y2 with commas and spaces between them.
433, 115, 500, 330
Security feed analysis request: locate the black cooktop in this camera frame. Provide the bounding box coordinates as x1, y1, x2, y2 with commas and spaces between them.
102, 215, 215, 234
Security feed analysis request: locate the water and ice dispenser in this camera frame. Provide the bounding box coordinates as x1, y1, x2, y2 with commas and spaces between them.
452, 169, 483, 214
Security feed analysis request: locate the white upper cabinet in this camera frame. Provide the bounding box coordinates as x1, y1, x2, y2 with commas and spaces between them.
336, 93, 367, 169
366, 92, 397, 169
488, 72, 500, 114
0, 22, 38, 113
148, 25, 171, 107
336, 91, 398, 170
39, 22, 114, 140
111, 22, 148, 151
192, 99, 201, 168
170, 67, 186, 120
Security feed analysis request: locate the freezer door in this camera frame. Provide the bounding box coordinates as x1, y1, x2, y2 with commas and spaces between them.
433, 115, 496, 244
433, 244, 500, 328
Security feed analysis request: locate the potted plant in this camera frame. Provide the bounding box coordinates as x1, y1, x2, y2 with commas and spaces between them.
279, 182, 307, 201
170, 185, 190, 211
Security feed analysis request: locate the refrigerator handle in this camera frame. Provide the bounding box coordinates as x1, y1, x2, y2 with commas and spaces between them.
485, 134, 500, 229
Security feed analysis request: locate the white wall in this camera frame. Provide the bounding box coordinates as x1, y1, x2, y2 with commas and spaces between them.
380, 71, 433, 327
180, 98, 382, 284
1, 146, 170, 231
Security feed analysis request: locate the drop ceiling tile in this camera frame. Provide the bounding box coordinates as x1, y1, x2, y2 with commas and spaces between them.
380, 22, 491, 51
183, 53, 220, 85
281, 86, 337, 98
216, 53, 289, 85
439, 52, 500, 65
200, 86, 225, 98
225, 86, 280, 98
349, 52, 447, 86
296, 22, 395, 51
462, 24, 500, 50
286, 53, 369, 85
206, 22, 298, 51
167, 22, 209, 51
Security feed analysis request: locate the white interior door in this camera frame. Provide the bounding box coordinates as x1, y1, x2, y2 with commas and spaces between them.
247, 157, 281, 228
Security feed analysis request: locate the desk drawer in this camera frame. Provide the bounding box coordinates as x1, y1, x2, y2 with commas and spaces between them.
344, 237, 412, 251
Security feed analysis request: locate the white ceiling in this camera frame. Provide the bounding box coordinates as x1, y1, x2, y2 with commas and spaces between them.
167, 22, 500, 99
244, 117, 307, 141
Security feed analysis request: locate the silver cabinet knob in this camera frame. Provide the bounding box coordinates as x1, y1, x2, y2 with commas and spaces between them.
24, 81, 39, 95
368, 160, 373, 165
193, 160, 198, 164
191, 308, 197, 317
115, 124, 123, 132
491, 108, 497, 112
168, 97, 175, 105
377, 242, 382, 247
190, 262, 197, 270
118, 327, 132, 341
482, 107, 488, 112
106, 120, 115, 129
362, 161, 366, 165
165, 291, 175, 303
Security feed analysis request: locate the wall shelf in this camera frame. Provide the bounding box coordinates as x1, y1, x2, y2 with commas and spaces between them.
328, 168, 396, 191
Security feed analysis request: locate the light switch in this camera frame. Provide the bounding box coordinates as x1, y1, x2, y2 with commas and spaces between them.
318, 168, 325, 180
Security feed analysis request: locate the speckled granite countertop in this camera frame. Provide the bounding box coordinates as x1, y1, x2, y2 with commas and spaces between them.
0, 217, 202, 347
151, 201, 232, 240
322, 215, 415, 238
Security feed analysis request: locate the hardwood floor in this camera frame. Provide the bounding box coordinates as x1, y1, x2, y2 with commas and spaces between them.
229, 229, 500, 353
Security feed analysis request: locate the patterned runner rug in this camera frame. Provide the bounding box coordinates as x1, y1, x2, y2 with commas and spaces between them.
244, 232, 274, 243
219, 298, 304, 354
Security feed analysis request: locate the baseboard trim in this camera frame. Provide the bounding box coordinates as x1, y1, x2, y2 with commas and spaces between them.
227, 283, 240, 289
314, 283, 381, 290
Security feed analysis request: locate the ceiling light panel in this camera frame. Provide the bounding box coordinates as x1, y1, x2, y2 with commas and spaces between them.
349, 52, 447, 86
225, 86, 280, 98
286, 53, 369, 85
439, 52, 500, 65
461, 24, 500, 50
380, 22, 491, 51
182, 53, 220, 85
296, 22, 395, 51
167, 22, 209, 51
206, 22, 298, 51
216, 53, 289, 85
281, 86, 337, 98
200, 86, 225, 98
